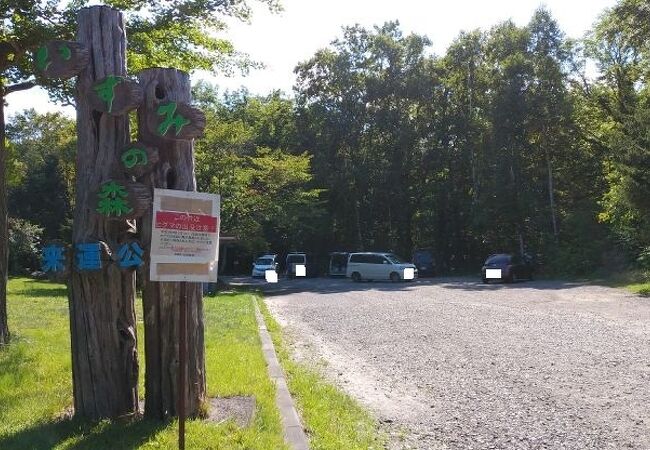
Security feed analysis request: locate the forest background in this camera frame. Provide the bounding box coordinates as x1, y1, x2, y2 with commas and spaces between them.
6, 0, 650, 278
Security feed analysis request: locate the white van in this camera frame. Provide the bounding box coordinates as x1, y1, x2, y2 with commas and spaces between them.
346, 252, 418, 282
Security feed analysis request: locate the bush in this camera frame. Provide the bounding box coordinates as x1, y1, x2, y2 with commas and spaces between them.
8, 218, 43, 275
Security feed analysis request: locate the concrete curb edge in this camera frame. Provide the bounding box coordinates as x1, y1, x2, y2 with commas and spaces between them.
254, 299, 310, 450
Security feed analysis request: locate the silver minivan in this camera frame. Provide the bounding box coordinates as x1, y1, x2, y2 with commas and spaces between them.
346, 252, 418, 282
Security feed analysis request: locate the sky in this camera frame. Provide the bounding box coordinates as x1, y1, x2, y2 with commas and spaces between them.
6, 0, 617, 117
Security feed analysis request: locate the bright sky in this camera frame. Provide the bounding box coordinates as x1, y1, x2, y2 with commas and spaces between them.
7, 0, 616, 117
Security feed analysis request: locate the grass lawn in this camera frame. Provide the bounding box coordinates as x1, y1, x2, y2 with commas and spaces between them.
590, 269, 650, 297
0, 278, 286, 450
257, 296, 386, 450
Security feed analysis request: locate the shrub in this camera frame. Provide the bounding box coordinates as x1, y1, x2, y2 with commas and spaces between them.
8, 218, 43, 275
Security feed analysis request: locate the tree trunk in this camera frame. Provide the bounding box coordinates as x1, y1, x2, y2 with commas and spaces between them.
69, 6, 139, 420
137, 68, 206, 419
0, 86, 9, 346
546, 150, 558, 239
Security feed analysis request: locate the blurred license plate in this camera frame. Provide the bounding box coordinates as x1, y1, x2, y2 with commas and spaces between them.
486, 269, 501, 279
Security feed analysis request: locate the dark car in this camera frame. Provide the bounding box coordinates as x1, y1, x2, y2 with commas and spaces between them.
285, 252, 320, 278
481, 253, 533, 283
328, 252, 349, 277
412, 249, 436, 277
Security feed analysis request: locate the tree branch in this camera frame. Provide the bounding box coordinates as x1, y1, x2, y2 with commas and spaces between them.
5, 81, 36, 95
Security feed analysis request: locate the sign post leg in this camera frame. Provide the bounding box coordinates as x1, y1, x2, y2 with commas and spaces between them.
178, 282, 187, 450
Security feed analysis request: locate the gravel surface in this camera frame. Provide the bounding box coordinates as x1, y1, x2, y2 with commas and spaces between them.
231, 276, 650, 450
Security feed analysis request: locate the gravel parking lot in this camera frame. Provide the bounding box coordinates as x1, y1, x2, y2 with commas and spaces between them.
235, 276, 650, 449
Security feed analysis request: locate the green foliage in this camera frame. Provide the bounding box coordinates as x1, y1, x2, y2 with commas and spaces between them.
6, 110, 75, 241
4, 0, 650, 278
579, 0, 650, 265
1, 0, 280, 103
194, 86, 325, 255
293, 12, 610, 273
8, 218, 43, 274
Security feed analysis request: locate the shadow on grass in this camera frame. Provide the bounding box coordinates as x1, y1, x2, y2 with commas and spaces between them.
203, 290, 252, 299
0, 416, 167, 450
13, 287, 69, 298
12, 279, 68, 298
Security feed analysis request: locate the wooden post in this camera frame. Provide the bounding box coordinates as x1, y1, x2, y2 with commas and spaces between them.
178, 282, 187, 450
138, 68, 206, 419
69, 6, 139, 420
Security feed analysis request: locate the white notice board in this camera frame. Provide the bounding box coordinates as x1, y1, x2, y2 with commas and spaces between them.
150, 189, 221, 282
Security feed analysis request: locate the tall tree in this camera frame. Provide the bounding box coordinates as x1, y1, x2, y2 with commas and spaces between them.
6, 110, 75, 240
296, 22, 431, 256
194, 85, 324, 256
583, 1, 650, 259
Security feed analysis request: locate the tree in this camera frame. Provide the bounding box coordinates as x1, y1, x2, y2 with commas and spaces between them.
582, 1, 650, 261
295, 22, 432, 257
194, 85, 324, 257
6, 110, 75, 241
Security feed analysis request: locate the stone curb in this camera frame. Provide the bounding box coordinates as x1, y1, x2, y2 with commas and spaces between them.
254, 300, 310, 450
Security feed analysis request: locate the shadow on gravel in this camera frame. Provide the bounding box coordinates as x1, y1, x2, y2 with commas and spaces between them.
222, 276, 589, 297
439, 279, 588, 292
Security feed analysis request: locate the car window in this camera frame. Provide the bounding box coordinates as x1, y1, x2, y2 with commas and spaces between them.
255, 258, 273, 265
349, 254, 363, 263
485, 254, 511, 264
287, 254, 305, 264
367, 254, 385, 264
414, 252, 433, 263
385, 254, 406, 264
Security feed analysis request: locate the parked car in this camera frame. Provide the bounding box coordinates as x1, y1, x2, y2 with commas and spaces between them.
286, 253, 318, 278
346, 252, 418, 282
481, 253, 533, 283
251, 254, 278, 278
412, 248, 436, 277
328, 252, 349, 277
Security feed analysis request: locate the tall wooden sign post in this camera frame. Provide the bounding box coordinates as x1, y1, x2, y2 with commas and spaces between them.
34, 6, 209, 437
70, 6, 140, 420
138, 69, 207, 430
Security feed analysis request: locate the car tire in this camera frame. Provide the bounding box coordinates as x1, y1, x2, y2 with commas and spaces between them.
351, 272, 361, 282
510, 272, 518, 283
390, 272, 400, 283
482, 278, 489, 284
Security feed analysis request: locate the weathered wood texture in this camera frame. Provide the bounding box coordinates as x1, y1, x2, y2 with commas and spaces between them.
120, 142, 159, 179
33, 40, 89, 79
0, 84, 9, 345
143, 100, 206, 142
69, 6, 139, 420
88, 76, 143, 115
91, 179, 152, 221
138, 68, 206, 419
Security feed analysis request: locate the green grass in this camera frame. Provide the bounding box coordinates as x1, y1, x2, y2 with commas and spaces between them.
256, 295, 386, 450
0, 278, 286, 450
589, 268, 650, 297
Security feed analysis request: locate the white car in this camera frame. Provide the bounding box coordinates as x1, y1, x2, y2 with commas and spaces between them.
251, 255, 278, 278
346, 252, 418, 282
